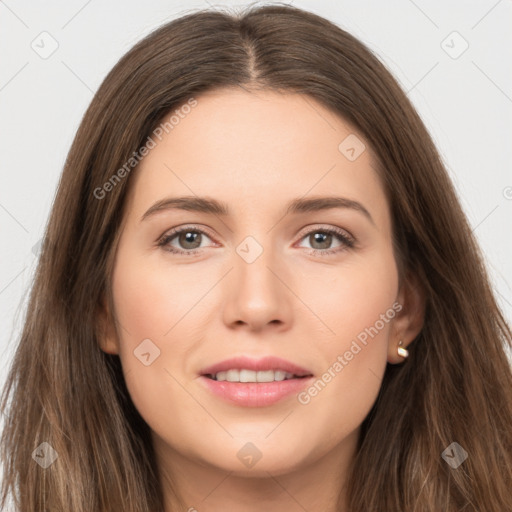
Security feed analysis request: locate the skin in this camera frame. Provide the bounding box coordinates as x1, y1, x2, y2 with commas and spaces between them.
99, 87, 425, 512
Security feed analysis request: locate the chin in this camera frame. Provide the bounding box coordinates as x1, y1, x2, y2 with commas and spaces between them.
194, 439, 310, 477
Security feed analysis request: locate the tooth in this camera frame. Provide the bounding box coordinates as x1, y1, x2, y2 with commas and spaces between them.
256, 370, 274, 382
226, 369, 240, 382
239, 369, 257, 382
212, 369, 298, 382
274, 370, 286, 381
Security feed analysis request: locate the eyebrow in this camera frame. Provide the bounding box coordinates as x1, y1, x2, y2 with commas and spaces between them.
140, 195, 375, 226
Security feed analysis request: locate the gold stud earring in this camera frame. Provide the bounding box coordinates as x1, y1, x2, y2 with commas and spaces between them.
397, 340, 409, 359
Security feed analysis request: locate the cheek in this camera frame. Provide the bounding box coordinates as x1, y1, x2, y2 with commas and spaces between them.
111, 249, 206, 347
109, 254, 198, 441
109, 247, 215, 424
297, 243, 398, 348
294, 247, 397, 430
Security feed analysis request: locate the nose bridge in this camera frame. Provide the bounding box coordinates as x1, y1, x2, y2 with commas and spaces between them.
224, 231, 292, 329
235, 233, 279, 294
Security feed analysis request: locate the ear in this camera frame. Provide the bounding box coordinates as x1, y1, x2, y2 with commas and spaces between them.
387, 269, 426, 364
96, 294, 120, 355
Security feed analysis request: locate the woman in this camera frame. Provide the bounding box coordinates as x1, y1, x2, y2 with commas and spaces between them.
1, 4, 511, 511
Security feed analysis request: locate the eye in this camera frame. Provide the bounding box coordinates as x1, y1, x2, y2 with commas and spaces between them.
296, 226, 355, 256
157, 225, 216, 256
157, 225, 356, 257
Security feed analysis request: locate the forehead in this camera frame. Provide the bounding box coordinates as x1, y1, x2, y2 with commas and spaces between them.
126, 88, 388, 226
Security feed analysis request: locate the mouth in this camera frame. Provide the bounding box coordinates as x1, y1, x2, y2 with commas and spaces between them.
198, 356, 314, 407
204, 369, 311, 382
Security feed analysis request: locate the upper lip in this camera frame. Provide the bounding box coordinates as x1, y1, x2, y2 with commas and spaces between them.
200, 356, 313, 377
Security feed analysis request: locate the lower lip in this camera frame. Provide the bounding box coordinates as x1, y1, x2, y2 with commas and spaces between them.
199, 375, 314, 407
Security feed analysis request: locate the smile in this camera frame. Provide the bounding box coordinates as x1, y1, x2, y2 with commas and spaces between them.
205, 369, 307, 382
199, 356, 314, 407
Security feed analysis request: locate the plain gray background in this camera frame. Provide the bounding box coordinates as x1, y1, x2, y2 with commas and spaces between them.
1, 2, 511, 484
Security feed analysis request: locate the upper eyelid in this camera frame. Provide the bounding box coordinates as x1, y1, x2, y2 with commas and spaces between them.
161, 224, 217, 242
296, 224, 353, 239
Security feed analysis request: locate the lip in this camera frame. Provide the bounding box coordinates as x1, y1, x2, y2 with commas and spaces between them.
200, 356, 312, 377
199, 356, 314, 407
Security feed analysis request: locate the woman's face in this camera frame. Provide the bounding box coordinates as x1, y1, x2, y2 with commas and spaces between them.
100, 87, 409, 477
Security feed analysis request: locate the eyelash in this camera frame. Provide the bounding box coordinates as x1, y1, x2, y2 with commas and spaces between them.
157, 224, 355, 258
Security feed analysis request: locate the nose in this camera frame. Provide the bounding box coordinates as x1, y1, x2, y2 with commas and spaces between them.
222, 242, 293, 332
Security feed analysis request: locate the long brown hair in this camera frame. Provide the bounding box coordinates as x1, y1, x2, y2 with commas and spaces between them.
2, 4, 511, 511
